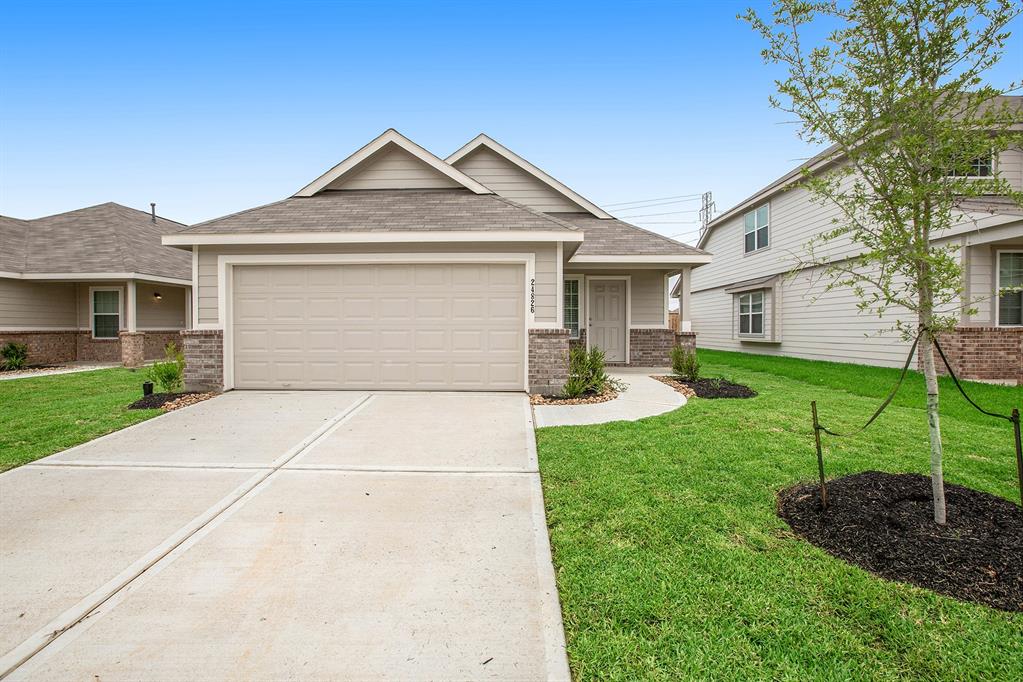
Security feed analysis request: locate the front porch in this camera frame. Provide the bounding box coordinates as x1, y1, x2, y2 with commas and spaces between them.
0, 278, 190, 368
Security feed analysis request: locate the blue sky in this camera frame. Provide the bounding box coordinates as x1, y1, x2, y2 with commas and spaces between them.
1, 0, 1020, 245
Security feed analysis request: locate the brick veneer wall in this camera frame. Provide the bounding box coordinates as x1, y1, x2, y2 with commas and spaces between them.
677, 331, 696, 353
76, 332, 121, 362
0, 330, 79, 365
528, 328, 569, 395
144, 331, 183, 360
181, 329, 224, 392
926, 326, 1022, 384
629, 328, 680, 366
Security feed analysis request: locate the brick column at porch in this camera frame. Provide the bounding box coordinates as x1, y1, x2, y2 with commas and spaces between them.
119, 331, 145, 368
180, 329, 224, 392
528, 329, 570, 395
629, 328, 697, 366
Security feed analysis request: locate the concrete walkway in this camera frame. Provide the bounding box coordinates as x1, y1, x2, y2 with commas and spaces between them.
533, 368, 686, 427
0, 362, 119, 381
1, 391, 569, 680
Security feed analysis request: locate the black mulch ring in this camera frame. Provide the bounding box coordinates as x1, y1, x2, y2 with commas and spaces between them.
683, 378, 756, 399
128, 392, 201, 410
778, 471, 1023, 611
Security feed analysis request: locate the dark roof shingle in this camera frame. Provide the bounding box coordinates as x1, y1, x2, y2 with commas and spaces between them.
550, 213, 708, 257
2, 203, 191, 280
181, 189, 582, 235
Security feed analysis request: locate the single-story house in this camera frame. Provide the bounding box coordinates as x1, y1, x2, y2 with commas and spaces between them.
0, 202, 192, 367
681, 98, 1023, 383
164, 129, 711, 393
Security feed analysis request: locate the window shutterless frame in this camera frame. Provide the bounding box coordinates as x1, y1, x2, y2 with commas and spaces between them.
89, 286, 123, 339
995, 249, 1023, 327
743, 204, 769, 253
738, 291, 764, 336
563, 278, 581, 339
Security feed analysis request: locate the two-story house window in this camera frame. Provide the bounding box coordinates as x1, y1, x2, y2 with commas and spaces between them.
998, 251, 1023, 326
744, 205, 769, 253
738, 291, 764, 335
948, 152, 994, 178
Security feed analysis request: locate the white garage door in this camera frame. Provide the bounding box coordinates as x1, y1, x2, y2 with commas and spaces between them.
231, 263, 526, 390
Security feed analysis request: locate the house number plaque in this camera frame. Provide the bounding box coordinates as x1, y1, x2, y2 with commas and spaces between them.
529, 278, 535, 314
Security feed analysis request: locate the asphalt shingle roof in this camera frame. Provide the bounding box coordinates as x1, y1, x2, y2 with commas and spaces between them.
550, 213, 708, 257
181, 189, 582, 234
1, 203, 191, 280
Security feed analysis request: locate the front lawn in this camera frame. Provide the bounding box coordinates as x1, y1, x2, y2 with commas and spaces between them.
0, 368, 161, 471
536, 349, 1022, 680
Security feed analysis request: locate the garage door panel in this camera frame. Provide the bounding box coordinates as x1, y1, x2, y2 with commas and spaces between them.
232, 263, 525, 390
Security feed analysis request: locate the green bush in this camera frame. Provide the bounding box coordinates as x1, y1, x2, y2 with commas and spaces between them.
0, 342, 29, 370
147, 342, 185, 393
671, 345, 700, 381
562, 346, 620, 397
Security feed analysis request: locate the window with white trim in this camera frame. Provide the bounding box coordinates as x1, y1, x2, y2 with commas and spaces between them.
564, 279, 580, 338
92, 289, 121, 338
738, 291, 764, 335
998, 251, 1023, 326
744, 205, 769, 253
947, 152, 994, 178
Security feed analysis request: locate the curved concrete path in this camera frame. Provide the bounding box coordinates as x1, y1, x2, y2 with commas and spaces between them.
532, 368, 686, 427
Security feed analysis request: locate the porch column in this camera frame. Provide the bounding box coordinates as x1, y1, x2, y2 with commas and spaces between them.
119, 280, 144, 368
679, 267, 692, 332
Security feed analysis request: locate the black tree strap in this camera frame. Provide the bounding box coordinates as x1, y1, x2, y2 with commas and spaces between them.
817, 332, 921, 438
931, 335, 1016, 424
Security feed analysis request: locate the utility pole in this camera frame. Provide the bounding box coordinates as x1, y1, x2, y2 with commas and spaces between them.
698, 191, 715, 237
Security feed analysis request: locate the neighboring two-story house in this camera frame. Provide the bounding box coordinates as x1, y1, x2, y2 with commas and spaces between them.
685, 101, 1023, 384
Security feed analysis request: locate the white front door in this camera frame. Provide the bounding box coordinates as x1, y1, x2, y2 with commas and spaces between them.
588, 280, 626, 362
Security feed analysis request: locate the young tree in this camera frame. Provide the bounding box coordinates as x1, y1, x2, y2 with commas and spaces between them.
744, 0, 1023, 523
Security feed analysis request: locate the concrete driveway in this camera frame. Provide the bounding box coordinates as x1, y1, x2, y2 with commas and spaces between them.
0, 391, 569, 680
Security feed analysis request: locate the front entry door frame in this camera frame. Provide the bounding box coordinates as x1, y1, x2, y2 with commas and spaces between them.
586, 275, 630, 363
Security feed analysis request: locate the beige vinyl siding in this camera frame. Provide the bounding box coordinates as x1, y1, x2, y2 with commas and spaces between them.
197, 243, 560, 326
452, 147, 585, 213
998, 146, 1023, 192
631, 271, 668, 326
0, 278, 77, 328
136, 283, 188, 329
966, 238, 1023, 325
692, 264, 919, 368
325, 146, 460, 191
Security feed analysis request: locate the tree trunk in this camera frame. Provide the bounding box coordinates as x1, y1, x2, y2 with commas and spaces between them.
919, 327, 947, 525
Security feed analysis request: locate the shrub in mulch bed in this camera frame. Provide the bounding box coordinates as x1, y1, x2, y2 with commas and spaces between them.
530, 389, 617, 406
128, 392, 216, 411
778, 471, 1023, 611
652, 375, 756, 399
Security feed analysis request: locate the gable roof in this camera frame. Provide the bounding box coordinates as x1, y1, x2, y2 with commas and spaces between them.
552, 213, 709, 263
295, 129, 493, 197
698, 94, 1023, 249
447, 134, 613, 219
1, 203, 191, 281
165, 189, 582, 244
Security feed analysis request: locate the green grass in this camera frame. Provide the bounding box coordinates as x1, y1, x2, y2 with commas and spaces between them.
0, 368, 161, 471
536, 349, 1022, 680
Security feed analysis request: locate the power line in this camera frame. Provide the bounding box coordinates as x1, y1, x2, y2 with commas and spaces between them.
615, 208, 701, 218
602, 193, 703, 207
606, 197, 702, 211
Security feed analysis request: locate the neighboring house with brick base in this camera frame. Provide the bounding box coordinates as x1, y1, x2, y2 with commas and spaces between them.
685, 100, 1023, 384
1, 203, 192, 368
163, 130, 710, 394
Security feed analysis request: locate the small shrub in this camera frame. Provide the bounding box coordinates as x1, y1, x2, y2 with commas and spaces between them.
0, 342, 29, 370
562, 346, 624, 397
670, 345, 700, 381
147, 342, 185, 392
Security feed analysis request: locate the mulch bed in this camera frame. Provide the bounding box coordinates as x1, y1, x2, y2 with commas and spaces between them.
128, 392, 216, 412
652, 375, 756, 399
778, 471, 1023, 611
530, 389, 618, 406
